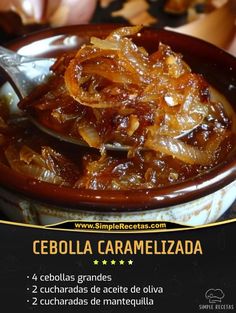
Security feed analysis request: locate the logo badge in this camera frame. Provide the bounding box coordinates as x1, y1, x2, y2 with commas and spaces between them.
205, 289, 225, 303
198, 288, 234, 311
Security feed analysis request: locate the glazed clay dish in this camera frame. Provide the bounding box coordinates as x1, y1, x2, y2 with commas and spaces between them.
0, 24, 235, 226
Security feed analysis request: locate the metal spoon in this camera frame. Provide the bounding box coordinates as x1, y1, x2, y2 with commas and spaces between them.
0, 46, 134, 151
0, 46, 55, 98
0, 46, 194, 151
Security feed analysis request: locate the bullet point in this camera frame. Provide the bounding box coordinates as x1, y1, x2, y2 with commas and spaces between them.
27, 288, 29, 291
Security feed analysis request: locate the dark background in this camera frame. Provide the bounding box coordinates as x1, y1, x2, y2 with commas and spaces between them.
0, 220, 235, 312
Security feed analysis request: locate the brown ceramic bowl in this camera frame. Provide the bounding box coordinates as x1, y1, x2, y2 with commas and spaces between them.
0, 24, 236, 226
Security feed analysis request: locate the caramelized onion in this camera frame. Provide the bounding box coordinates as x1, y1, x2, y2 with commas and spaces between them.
4, 144, 81, 185
77, 122, 102, 148
17, 26, 235, 185
64, 26, 150, 108
5, 145, 63, 184
145, 128, 227, 165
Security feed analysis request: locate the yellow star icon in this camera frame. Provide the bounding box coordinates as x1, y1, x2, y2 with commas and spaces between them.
119, 260, 125, 265
128, 259, 133, 265
93, 260, 99, 265
102, 260, 107, 265
111, 259, 116, 265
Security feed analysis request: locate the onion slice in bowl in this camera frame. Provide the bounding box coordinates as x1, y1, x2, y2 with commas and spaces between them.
145, 128, 227, 165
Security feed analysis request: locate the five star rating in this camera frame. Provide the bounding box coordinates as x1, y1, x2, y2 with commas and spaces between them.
93, 259, 133, 265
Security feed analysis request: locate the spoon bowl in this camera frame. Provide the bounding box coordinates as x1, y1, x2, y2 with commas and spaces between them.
0, 45, 124, 149
0, 45, 201, 151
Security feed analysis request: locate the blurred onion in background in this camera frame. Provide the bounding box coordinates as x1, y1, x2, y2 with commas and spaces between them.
0, 0, 235, 54
0, 0, 97, 25
0, 0, 97, 43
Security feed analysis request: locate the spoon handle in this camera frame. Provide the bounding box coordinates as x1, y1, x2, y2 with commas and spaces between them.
0, 46, 27, 97
0, 46, 25, 67
0, 46, 55, 98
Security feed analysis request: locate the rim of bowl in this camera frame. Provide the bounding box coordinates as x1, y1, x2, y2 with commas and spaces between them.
0, 24, 236, 212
